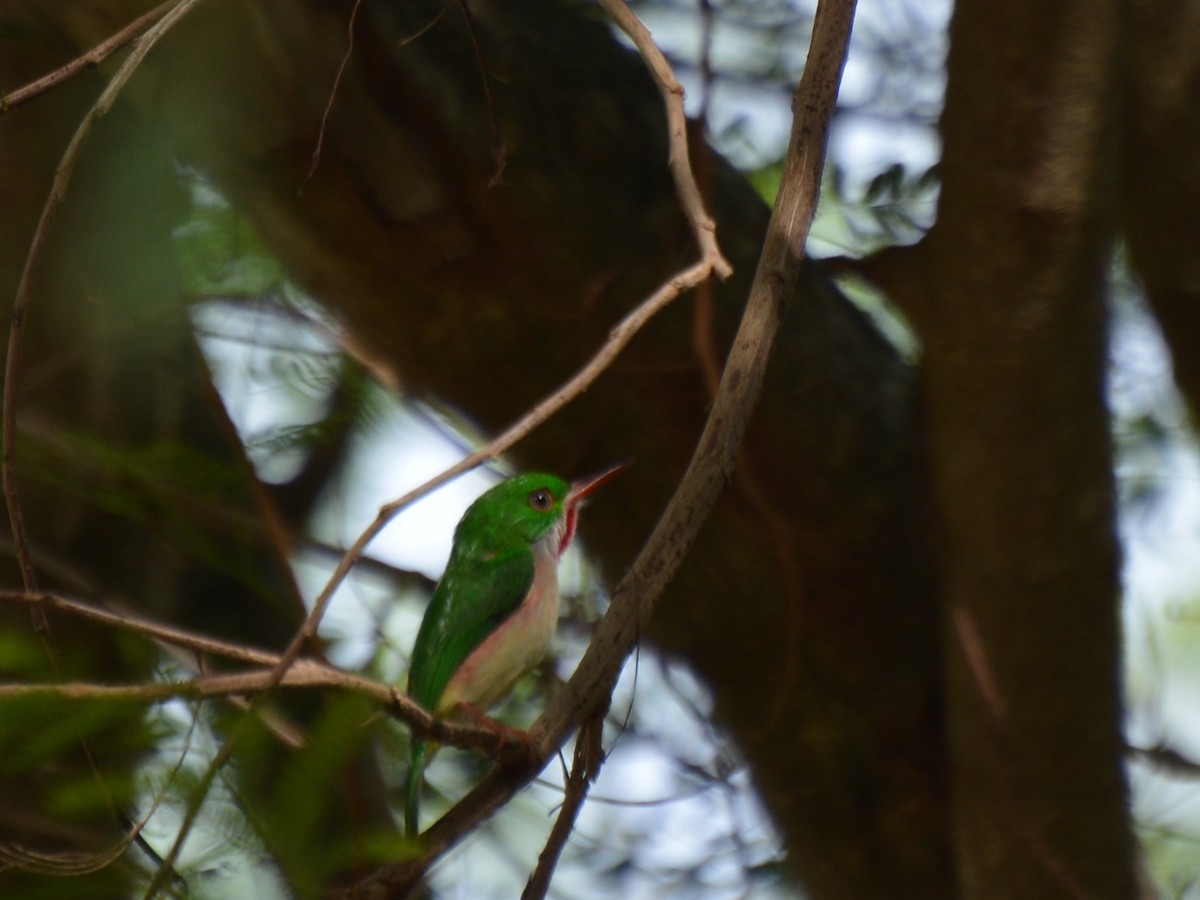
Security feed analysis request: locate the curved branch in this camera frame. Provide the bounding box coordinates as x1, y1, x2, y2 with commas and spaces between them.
597, 0, 733, 279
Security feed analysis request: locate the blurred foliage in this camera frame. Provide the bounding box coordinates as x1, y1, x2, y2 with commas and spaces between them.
174, 175, 288, 300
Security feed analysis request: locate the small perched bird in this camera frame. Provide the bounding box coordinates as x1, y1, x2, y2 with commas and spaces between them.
404, 464, 627, 838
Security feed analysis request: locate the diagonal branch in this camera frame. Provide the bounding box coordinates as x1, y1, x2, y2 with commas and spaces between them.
0, 0, 178, 113
521, 711, 606, 900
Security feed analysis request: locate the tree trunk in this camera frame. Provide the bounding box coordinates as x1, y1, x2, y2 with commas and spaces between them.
914, 0, 1134, 895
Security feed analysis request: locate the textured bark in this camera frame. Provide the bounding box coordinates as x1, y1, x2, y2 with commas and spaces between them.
917, 0, 1135, 896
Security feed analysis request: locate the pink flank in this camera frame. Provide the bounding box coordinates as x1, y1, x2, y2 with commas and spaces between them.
438, 541, 562, 715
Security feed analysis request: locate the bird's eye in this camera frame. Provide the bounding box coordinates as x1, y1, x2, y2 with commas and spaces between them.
528, 488, 554, 511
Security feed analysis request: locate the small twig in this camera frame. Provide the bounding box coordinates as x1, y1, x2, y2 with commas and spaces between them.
949, 605, 1010, 726
0, 0, 178, 113
1128, 744, 1200, 777
522, 711, 606, 900
0, 658, 518, 760
301, 0, 365, 194
597, 0, 733, 279
949, 603, 1089, 899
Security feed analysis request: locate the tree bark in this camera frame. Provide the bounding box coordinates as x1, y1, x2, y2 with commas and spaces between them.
916, 0, 1135, 895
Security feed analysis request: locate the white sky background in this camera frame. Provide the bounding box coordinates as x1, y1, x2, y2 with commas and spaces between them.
181, 0, 1200, 894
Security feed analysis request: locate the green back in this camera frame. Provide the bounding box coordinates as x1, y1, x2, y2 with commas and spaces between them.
407, 473, 570, 711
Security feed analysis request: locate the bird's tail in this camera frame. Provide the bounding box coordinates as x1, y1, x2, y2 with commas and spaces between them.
405, 739, 429, 840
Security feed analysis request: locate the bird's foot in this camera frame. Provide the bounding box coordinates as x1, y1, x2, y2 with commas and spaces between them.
455, 703, 538, 764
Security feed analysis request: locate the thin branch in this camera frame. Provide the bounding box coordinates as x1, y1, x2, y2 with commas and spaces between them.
301, 0, 366, 193
0, 0, 178, 113
597, 0, 733, 279
0, 656, 521, 761
345, 0, 858, 892
0, 590, 282, 667
522, 712, 606, 900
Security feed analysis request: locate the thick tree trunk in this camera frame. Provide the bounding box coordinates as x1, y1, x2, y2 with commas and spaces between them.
915, 0, 1135, 895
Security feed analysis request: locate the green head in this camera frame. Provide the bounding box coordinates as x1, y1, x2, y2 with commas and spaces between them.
453, 464, 630, 559
457, 473, 572, 553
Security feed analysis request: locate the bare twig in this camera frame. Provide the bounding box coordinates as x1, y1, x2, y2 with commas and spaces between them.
301, 0, 366, 193
950, 603, 1089, 899
522, 712, 606, 900
597, 0, 733, 279
0, 657, 520, 761
0, 0, 177, 113
346, 0, 858, 892
0, 590, 282, 667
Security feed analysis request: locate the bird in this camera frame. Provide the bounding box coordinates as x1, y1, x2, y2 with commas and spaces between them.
404, 463, 627, 839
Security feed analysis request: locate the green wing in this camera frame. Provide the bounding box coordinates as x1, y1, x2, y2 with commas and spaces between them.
407, 546, 535, 712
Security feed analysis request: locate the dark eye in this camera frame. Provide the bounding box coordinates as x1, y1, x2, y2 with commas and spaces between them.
528, 488, 554, 511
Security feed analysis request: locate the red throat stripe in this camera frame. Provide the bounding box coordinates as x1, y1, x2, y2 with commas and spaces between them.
558, 504, 579, 558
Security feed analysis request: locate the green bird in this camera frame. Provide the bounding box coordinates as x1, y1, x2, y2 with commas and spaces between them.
404, 464, 627, 838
